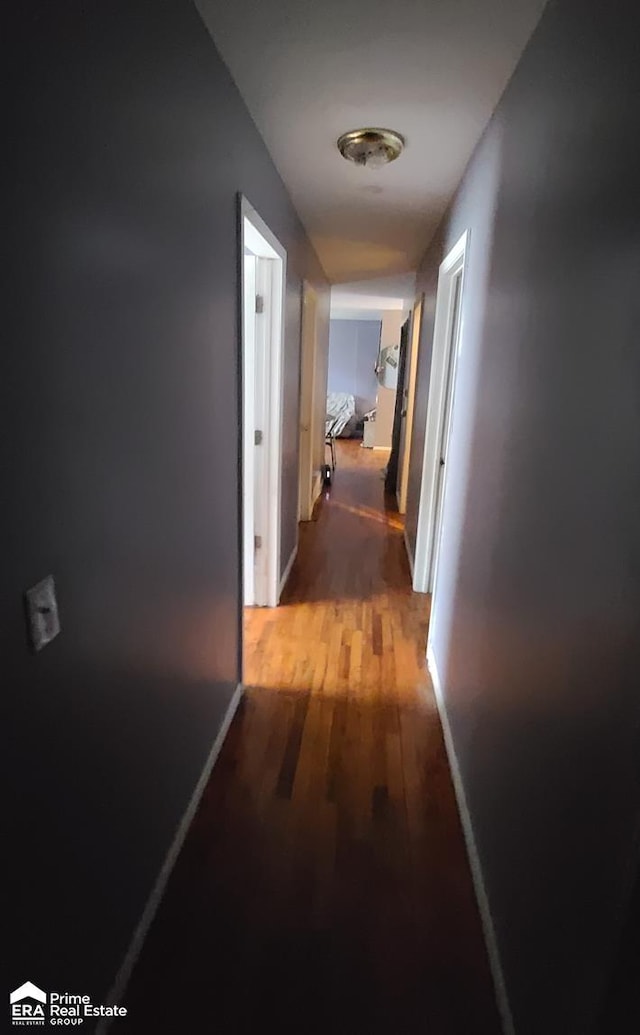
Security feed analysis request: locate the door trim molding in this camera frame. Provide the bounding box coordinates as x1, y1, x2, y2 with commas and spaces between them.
240, 195, 287, 609
298, 281, 318, 522
413, 230, 468, 594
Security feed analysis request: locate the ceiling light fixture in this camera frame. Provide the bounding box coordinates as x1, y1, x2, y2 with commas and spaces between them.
337, 128, 405, 169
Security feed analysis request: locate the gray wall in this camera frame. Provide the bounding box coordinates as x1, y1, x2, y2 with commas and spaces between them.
405, 0, 640, 1031
5, 0, 327, 1008
328, 319, 382, 416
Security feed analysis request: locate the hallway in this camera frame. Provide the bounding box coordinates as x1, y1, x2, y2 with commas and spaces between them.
245, 440, 430, 698
122, 441, 500, 1033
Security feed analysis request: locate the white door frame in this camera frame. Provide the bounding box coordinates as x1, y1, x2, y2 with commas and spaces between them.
397, 294, 424, 514
298, 281, 318, 521
413, 230, 469, 595
240, 196, 287, 608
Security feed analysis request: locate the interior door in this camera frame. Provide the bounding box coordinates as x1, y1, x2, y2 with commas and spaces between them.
252, 256, 272, 605
242, 253, 256, 605
384, 318, 410, 495
397, 298, 423, 513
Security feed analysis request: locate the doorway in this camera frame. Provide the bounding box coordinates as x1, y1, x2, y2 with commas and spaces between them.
413, 231, 468, 597
397, 295, 424, 515
240, 196, 287, 609
384, 318, 410, 495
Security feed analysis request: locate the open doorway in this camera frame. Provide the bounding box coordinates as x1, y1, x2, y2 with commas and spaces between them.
240, 196, 287, 610
413, 231, 468, 599
397, 295, 424, 515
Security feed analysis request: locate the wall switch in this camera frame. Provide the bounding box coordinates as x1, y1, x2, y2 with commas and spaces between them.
25, 575, 61, 652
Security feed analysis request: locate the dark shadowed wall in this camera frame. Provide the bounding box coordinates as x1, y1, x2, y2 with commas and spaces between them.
405, 0, 640, 1031
5, 0, 327, 1009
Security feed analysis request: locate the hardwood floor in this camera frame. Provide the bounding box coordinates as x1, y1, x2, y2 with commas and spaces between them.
121, 440, 501, 1034
245, 444, 430, 700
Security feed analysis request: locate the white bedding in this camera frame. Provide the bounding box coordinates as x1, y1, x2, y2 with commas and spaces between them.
326, 392, 356, 437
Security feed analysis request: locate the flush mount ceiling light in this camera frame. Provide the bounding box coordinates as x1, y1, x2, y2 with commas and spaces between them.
337, 128, 405, 169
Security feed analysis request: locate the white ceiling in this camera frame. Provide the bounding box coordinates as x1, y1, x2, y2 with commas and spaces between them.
195, 0, 547, 283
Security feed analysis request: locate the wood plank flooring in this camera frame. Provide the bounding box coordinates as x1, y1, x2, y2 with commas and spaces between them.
121, 440, 501, 1034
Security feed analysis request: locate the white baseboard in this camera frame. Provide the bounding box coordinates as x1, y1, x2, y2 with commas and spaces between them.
299, 472, 323, 523
278, 543, 298, 600
426, 645, 515, 1035
403, 527, 415, 578
97, 682, 244, 1033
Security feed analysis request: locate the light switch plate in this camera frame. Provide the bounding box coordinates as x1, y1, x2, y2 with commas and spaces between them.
25, 575, 61, 652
